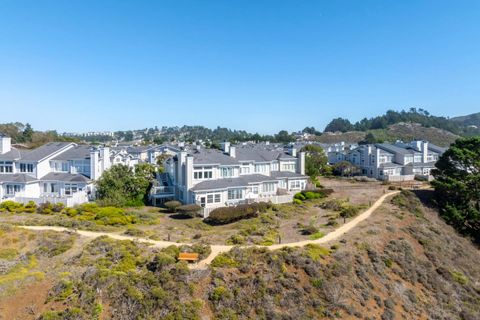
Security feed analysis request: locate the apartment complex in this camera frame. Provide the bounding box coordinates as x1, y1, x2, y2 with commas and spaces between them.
0, 135, 111, 206
153, 142, 308, 217
329, 140, 445, 181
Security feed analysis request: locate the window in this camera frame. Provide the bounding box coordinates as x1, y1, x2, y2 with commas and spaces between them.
281, 163, 296, 171
254, 164, 267, 173
263, 183, 275, 193
221, 167, 234, 177
240, 166, 250, 174
227, 189, 243, 200
64, 184, 79, 195
206, 193, 221, 203
20, 163, 34, 173
252, 186, 259, 194
6, 184, 21, 195
207, 194, 213, 203
0, 161, 13, 173
290, 180, 301, 189
194, 167, 213, 180
214, 194, 221, 203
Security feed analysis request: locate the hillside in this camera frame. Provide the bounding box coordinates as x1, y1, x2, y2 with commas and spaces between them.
0, 190, 479, 319
451, 112, 480, 128
317, 122, 460, 146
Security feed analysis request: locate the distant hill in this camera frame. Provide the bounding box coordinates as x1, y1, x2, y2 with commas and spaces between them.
451, 112, 480, 128
317, 122, 460, 147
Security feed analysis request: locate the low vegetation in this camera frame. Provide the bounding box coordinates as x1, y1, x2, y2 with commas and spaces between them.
204, 202, 273, 225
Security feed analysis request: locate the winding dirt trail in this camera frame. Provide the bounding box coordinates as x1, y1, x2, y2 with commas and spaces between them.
20, 190, 400, 269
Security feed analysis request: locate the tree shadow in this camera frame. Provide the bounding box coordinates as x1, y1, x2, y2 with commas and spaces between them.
412, 189, 436, 208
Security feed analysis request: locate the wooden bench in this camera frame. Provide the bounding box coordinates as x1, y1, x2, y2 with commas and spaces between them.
178, 252, 199, 262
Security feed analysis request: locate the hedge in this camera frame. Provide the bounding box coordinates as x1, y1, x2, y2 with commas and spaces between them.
204, 202, 273, 225
294, 188, 334, 202
176, 204, 202, 217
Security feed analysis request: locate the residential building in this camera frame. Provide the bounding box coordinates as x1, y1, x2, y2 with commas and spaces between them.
329, 140, 446, 181
0, 135, 111, 206
152, 142, 308, 217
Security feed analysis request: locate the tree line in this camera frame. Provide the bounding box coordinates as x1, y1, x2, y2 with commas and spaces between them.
323, 108, 479, 136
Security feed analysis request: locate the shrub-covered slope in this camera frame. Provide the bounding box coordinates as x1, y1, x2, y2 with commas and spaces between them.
1, 190, 479, 319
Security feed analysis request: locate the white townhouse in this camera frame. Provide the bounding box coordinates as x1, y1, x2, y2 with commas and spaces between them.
0, 135, 111, 206
331, 140, 446, 181
152, 142, 309, 217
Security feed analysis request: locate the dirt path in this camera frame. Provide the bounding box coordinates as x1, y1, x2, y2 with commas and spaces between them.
20, 190, 400, 269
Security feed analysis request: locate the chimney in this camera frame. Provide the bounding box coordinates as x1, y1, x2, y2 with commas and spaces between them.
229, 146, 236, 158
89, 147, 100, 180
185, 155, 194, 199
0, 136, 11, 154
422, 141, 428, 163
221, 141, 230, 153
100, 146, 111, 172
291, 148, 297, 157
297, 152, 305, 175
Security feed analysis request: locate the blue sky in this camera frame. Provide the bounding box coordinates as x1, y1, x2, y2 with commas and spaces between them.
0, 1, 479, 134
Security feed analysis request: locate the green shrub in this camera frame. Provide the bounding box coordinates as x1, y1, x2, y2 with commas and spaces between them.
305, 244, 330, 261
164, 200, 182, 212
0, 200, 24, 213
309, 231, 325, 240
210, 286, 232, 301
37, 202, 54, 214
211, 253, 238, 268
450, 270, 468, 285
94, 207, 136, 226
294, 192, 306, 201
0, 248, 18, 259
293, 198, 303, 205
205, 202, 272, 225
24, 201, 37, 213
176, 204, 201, 217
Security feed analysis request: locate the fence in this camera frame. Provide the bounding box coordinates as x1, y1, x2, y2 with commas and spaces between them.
198, 194, 294, 218
12, 192, 89, 207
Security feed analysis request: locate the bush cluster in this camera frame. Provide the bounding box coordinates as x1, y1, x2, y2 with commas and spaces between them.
204, 202, 273, 225
0, 200, 37, 213
293, 189, 333, 204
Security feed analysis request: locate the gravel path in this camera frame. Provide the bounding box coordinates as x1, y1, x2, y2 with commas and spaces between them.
20, 190, 400, 269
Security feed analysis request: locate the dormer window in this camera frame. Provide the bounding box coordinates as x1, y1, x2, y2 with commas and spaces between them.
20, 163, 34, 173
0, 161, 13, 173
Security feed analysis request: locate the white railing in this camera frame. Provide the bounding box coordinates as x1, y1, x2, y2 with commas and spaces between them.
12, 191, 89, 207
198, 194, 295, 218
151, 186, 175, 195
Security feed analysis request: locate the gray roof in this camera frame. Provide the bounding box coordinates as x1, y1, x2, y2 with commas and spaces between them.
41, 172, 91, 183
191, 174, 277, 191
234, 146, 296, 162
21, 142, 73, 162
428, 144, 446, 154
375, 143, 415, 155
0, 148, 27, 161
0, 173, 37, 183
269, 171, 308, 179
190, 149, 239, 166
52, 145, 91, 160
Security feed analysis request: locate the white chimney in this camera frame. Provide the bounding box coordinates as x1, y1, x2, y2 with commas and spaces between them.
221, 141, 230, 153
297, 152, 305, 175
291, 148, 297, 157
0, 136, 11, 154
100, 146, 111, 172
422, 141, 428, 163
229, 146, 236, 158
89, 148, 100, 180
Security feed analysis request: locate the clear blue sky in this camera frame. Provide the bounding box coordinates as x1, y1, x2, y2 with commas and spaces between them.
0, 1, 479, 134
